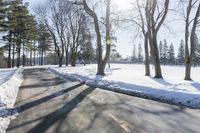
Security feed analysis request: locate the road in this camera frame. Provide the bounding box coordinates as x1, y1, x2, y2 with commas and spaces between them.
7, 68, 200, 133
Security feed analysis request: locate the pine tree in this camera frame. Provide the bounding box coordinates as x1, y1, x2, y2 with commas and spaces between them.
159, 41, 163, 59
37, 23, 52, 65
163, 39, 168, 65
0, 0, 8, 31
177, 40, 185, 65
132, 44, 137, 63
138, 43, 143, 63
168, 43, 175, 65
193, 34, 200, 66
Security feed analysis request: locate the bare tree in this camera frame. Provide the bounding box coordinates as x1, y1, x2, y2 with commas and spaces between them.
145, 0, 169, 78
183, 0, 200, 80
35, 0, 69, 67
129, 0, 151, 76
73, 0, 112, 75
67, 6, 83, 66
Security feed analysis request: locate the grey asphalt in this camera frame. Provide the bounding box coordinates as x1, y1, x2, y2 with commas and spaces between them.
7, 68, 200, 133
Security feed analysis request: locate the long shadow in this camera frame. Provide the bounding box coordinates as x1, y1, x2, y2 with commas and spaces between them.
191, 82, 200, 91
16, 82, 85, 113
94, 80, 200, 109
148, 77, 172, 86
15, 89, 50, 105
19, 80, 66, 89
0, 82, 84, 118
27, 87, 96, 133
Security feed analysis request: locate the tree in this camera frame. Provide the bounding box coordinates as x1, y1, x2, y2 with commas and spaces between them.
2, 0, 34, 68
129, 0, 150, 75
74, 0, 112, 75
131, 43, 137, 63
168, 43, 175, 65
37, 23, 52, 65
138, 43, 143, 63
36, 2, 65, 67
163, 39, 168, 65
183, 0, 200, 80
193, 34, 200, 66
146, 0, 169, 78
159, 41, 163, 61
67, 6, 84, 67
177, 40, 185, 65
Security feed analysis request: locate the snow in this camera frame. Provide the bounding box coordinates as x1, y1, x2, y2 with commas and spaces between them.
0, 68, 23, 133
49, 64, 200, 109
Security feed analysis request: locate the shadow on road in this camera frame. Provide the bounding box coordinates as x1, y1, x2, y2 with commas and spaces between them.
26, 86, 96, 133
1, 82, 85, 119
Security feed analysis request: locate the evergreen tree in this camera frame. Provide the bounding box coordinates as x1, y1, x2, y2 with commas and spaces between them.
193, 34, 200, 66
177, 40, 185, 65
131, 44, 137, 63
138, 43, 143, 63
159, 41, 163, 60
0, 0, 8, 31
168, 43, 175, 65
163, 39, 168, 65
37, 23, 52, 65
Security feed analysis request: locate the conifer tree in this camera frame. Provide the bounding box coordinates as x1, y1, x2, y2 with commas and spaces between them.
168, 43, 175, 65
177, 40, 185, 65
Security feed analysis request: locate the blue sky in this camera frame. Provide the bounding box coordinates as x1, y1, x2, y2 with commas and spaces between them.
24, 0, 186, 58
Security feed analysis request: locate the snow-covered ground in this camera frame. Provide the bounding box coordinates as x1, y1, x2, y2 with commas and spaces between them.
49, 64, 200, 109
0, 68, 23, 133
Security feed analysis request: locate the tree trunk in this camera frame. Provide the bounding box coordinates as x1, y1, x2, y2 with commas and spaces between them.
144, 35, 150, 76
7, 42, 11, 68
34, 41, 36, 66
30, 50, 32, 66
22, 42, 25, 67
16, 38, 21, 68
59, 57, 63, 67
185, 61, 192, 80
152, 33, 162, 78
12, 43, 15, 68
65, 43, 69, 66
71, 48, 77, 67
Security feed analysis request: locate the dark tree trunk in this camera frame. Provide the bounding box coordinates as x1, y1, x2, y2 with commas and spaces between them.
58, 57, 63, 67
71, 47, 77, 67
144, 35, 150, 76
184, 1, 200, 80
152, 34, 162, 78
30, 50, 32, 66
65, 43, 69, 66
7, 40, 11, 68
12, 43, 15, 68
34, 41, 36, 66
16, 38, 21, 68
22, 42, 25, 67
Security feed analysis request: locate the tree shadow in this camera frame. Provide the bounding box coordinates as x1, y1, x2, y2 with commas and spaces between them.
148, 77, 172, 86
0, 82, 85, 118
19, 80, 66, 89
95, 80, 200, 109
26, 86, 96, 133
191, 82, 200, 91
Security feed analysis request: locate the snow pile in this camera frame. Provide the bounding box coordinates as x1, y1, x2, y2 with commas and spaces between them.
0, 68, 23, 133
49, 64, 200, 109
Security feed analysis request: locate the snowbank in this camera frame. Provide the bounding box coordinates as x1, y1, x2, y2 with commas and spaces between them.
0, 68, 23, 133
49, 64, 200, 109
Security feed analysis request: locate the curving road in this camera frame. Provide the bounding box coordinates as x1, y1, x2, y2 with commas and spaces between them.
7, 68, 200, 133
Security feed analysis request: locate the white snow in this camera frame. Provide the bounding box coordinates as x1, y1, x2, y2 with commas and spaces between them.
49, 64, 200, 109
0, 68, 23, 133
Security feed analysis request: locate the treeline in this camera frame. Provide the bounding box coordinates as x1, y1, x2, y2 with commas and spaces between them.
0, 0, 200, 80
131, 37, 200, 66
0, 0, 96, 68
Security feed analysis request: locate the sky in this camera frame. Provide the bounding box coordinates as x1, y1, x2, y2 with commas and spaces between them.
24, 0, 188, 58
